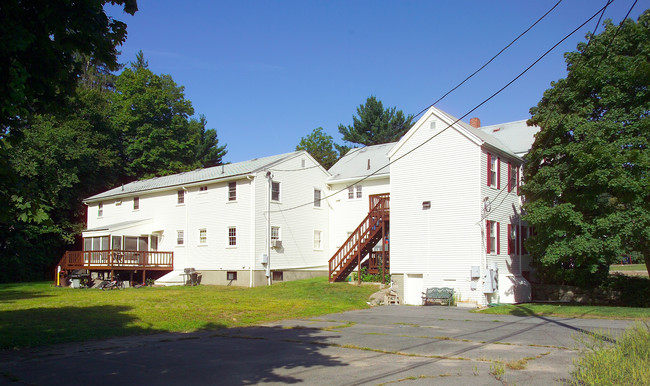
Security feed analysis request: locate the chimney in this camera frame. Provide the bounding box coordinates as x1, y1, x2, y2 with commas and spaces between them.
367, 159, 371, 170
469, 117, 481, 128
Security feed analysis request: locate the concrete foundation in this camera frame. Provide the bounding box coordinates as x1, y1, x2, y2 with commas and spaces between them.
197, 269, 327, 287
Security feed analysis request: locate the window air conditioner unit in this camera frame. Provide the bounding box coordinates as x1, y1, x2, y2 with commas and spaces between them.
271, 239, 282, 248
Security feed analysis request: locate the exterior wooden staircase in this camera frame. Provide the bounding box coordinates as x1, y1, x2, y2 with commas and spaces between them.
329, 193, 389, 282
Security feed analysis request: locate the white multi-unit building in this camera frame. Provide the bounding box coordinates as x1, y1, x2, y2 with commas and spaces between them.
67, 106, 539, 306
79, 151, 330, 286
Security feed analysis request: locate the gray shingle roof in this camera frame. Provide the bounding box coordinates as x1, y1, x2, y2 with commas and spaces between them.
85, 151, 303, 202
328, 142, 395, 182
435, 108, 520, 158
478, 119, 540, 156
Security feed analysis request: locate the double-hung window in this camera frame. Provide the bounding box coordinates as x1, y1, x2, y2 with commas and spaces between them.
98, 202, 103, 217
271, 182, 280, 201
199, 228, 207, 244
356, 185, 362, 198
313, 230, 322, 250
228, 227, 237, 246
271, 226, 280, 241
133, 196, 140, 210
177, 190, 185, 204
486, 220, 499, 254
177, 230, 184, 246
508, 162, 517, 192
487, 153, 500, 188
348, 186, 354, 199
228, 182, 236, 201
314, 189, 322, 207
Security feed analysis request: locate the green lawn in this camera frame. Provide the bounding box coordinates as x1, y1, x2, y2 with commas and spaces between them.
475, 303, 650, 320
0, 277, 377, 349
609, 264, 647, 272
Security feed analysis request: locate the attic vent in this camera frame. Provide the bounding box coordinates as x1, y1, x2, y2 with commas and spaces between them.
115, 200, 122, 206
430, 121, 436, 130
422, 201, 431, 210
492, 128, 501, 132
301, 159, 306, 168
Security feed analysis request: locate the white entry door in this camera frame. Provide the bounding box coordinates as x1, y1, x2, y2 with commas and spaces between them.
405, 273, 423, 305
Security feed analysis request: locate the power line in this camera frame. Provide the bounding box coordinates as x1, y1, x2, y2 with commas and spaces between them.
271, 1, 617, 214
413, 0, 564, 120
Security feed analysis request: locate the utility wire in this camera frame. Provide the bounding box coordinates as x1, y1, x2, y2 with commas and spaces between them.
413, 0, 564, 120
271, 2, 616, 214
530, 0, 636, 166
479, 0, 613, 222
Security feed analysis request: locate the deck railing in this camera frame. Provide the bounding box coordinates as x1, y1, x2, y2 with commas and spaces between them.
58, 250, 173, 270
329, 194, 389, 282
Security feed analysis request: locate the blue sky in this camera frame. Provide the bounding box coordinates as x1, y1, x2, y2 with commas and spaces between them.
106, 1, 644, 163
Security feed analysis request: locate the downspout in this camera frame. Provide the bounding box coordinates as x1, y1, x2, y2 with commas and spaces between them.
248, 175, 255, 287
265, 171, 273, 286
183, 186, 189, 270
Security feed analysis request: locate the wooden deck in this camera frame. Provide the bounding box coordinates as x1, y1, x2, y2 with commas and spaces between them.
57, 250, 173, 271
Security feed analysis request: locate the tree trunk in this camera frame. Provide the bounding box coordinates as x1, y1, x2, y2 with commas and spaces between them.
644, 249, 650, 278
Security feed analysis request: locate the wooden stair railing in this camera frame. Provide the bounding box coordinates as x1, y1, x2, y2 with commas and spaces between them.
329, 194, 389, 282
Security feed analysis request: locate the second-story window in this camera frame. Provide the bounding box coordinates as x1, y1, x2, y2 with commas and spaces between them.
229, 181, 236, 201
98, 202, 103, 217
271, 181, 280, 201
177, 230, 184, 245
314, 189, 321, 207
133, 196, 140, 210
348, 186, 354, 199
356, 185, 362, 198
199, 228, 207, 244
177, 190, 185, 204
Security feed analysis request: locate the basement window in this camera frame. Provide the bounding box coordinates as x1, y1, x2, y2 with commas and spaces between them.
227, 271, 237, 281
273, 271, 284, 281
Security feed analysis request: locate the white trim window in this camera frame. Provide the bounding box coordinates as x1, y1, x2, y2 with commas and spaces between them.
348, 186, 354, 199
356, 185, 362, 199
313, 230, 322, 250
199, 228, 207, 244
228, 181, 236, 201
177, 230, 184, 246
177, 190, 185, 205
271, 181, 280, 201
314, 189, 322, 207
271, 226, 280, 241
98, 202, 103, 217
133, 196, 140, 210
487, 153, 500, 189
228, 227, 237, 246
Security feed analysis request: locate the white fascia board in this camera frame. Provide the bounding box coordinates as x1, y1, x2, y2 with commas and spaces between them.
266, 150, 332, 177
387, 107, 482, 159
326, 174, 389, 186
482, 143, 523, 164
83, 174, 256, 204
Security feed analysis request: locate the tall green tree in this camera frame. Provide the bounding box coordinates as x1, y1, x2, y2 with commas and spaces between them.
338, 96, 414, 146
0, 0, 137, 135
296, 127, 341, 169
522, 10, 650, 284
112, 52, 226, 179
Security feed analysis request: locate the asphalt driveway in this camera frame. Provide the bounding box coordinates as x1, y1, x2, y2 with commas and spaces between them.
0, 306, 635, 385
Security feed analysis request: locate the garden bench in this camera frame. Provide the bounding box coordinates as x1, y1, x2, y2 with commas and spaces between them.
422, 287, 454, 306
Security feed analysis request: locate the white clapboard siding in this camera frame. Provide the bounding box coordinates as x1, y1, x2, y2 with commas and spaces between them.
390, 112, 483, 304
253, 153, 330, 272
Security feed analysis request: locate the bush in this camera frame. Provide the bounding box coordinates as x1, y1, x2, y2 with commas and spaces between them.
570, 322, 650, 385
600, 274, 650, 308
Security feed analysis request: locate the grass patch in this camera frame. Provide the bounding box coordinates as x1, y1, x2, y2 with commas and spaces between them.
609, 264, 647, 272
474, 303, 650, 320
569, 322, 650, 385
0, 277, 377, 349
